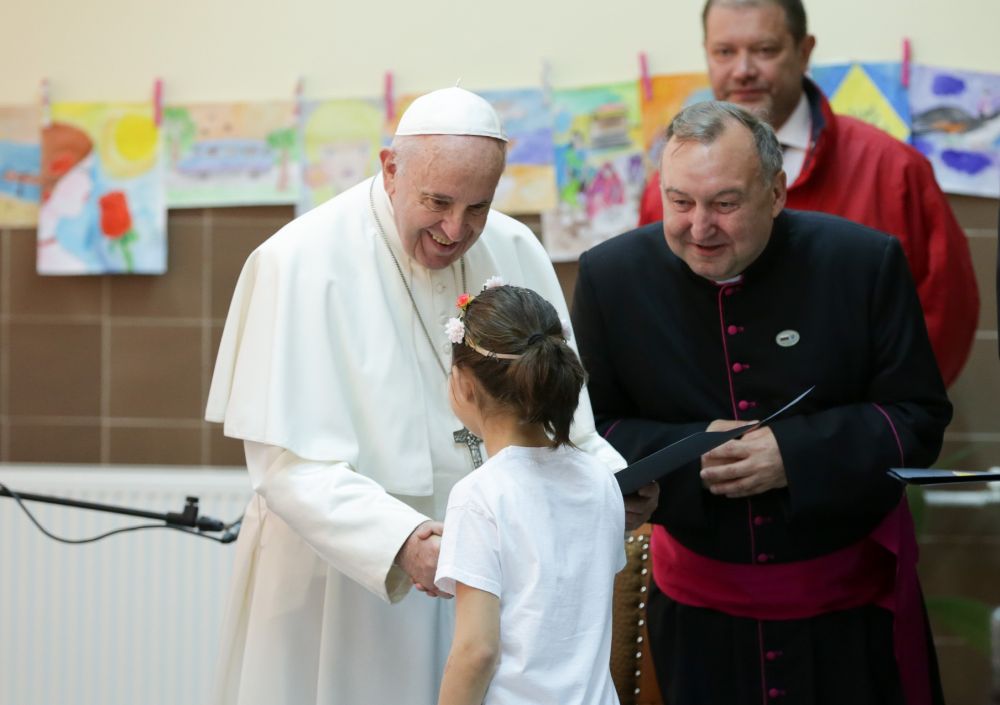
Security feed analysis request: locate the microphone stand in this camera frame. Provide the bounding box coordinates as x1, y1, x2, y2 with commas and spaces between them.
0, 486, 239, 542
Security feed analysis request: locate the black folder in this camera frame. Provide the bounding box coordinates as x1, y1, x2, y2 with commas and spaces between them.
888, 468, 1000, 485
616, 387, 814, 495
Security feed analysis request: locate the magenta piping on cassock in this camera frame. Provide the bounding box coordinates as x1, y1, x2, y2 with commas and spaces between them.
716, 285, 740, 420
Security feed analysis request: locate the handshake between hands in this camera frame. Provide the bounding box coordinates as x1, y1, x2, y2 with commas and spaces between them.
396, 520, 452, 598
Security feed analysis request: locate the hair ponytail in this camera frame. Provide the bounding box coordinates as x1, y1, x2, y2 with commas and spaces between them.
507, 336, 586, 446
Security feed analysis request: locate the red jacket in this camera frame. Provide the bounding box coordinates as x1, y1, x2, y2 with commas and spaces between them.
638, 80, 979, 386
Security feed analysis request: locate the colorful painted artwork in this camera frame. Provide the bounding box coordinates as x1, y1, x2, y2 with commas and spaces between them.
37, 102, 166, 274
541, 82, 646, 261
639, 73, 712, 168
810, 62, 911, 141
909, 65, 1000, 198
0, 106, 42, 228
385, 94, 417, 135
297, 98, 385, 214
164, 101, 299, 208
479, 88, 557, 213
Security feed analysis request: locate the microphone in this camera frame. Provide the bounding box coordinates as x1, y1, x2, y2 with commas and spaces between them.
220, 518, 243, 544
196, 514, 225, 532
165, 496, 226, 532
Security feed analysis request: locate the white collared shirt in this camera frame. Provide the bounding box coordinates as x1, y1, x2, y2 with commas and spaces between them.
775, 93, 812, 186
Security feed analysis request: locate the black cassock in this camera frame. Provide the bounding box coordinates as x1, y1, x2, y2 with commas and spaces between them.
573, 210, 952, 705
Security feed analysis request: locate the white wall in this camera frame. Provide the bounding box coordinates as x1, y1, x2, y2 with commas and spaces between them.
1, 0, 997, 104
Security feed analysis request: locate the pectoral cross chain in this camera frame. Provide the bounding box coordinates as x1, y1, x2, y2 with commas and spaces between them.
453, 427, 484, 468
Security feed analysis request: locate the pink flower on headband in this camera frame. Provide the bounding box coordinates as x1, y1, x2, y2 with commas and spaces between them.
561, 318, 573, 341
483, 276, 506, 289
456, 293, 471, 310
445, 317, 465, 344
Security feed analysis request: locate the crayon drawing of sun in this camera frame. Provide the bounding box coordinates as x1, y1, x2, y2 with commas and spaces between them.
102, 112, 159, 178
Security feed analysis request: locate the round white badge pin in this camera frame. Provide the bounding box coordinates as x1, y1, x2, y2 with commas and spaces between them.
776, 329, 800, 347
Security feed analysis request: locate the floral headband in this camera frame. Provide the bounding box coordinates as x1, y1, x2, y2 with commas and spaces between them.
444, 276, 572, 361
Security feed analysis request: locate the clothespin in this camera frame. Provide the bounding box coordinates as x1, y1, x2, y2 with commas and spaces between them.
901, 38, 912, 88
293, 76, 304, 120
541, 59, 552, 107
153, 78, 163, 127
384, 71, 395, 124
40, 78, 51, 127
639, 52, 653, 102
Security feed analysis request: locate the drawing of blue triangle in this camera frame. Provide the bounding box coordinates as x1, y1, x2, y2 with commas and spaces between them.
810, 62, 851, 99
859, 62, 911, 126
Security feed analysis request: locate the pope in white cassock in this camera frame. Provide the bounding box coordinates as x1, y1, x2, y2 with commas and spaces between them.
205, 87, 645, 704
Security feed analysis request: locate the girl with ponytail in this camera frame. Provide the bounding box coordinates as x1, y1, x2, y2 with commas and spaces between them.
435, 279, 625, 705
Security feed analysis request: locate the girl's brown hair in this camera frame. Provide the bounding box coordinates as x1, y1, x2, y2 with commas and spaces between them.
452, 285, 586, 448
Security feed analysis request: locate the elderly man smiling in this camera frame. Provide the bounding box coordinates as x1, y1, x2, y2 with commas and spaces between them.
573, 101, 951, 705
206, 87, 655, 705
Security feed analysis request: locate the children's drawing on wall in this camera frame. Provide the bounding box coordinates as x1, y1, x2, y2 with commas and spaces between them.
639, 73, 712, 171
0, 106, 42, 228
164, 101, 299, 208
479, 88, 557, 213
542, 82, 645, 261
37, 102, 166, 275
910, 65, 1000, 198
297, 98, 384, 215
810, 62, 911, 141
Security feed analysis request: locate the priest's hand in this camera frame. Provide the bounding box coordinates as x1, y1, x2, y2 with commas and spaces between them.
396, 520, 453, 599
624, 481, 659, 530
700, 425, 787, 499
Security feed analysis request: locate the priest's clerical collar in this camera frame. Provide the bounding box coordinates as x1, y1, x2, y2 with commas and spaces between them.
394, 86, 508, 142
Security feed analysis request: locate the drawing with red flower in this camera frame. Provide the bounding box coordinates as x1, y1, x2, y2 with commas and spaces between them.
98, 191, 138, 271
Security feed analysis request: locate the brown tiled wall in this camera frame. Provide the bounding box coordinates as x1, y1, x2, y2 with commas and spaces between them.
0, 205, 295, 466
0, 198, 997, 468
0, 197, 997, 703
914, 195, 1000, 705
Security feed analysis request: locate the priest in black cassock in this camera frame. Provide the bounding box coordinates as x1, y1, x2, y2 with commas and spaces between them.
572, 101, 952, 705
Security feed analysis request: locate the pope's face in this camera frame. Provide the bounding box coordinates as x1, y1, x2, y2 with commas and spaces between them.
703, 2, 815, 130
381, 136, 506, 270
660, 123, 786, 281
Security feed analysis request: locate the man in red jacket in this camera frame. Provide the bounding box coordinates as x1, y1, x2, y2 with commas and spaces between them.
637, 0, 979, 386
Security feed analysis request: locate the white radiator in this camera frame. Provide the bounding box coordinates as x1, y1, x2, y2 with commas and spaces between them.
0, 465, 251, 705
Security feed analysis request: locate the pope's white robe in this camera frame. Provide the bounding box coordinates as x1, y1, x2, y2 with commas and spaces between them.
205, 175, 625, 705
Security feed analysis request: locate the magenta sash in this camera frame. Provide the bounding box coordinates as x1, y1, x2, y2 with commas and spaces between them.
651, 500, 931, 705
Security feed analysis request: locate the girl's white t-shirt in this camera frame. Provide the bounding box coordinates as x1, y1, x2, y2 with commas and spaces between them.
435, 444, 626, 705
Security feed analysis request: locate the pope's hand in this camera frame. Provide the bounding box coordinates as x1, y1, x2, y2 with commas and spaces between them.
624, 481, 659, 530
396, 520, 453, 599
700, 424, 787, 498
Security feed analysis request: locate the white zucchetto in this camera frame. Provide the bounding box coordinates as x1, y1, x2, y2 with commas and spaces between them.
394, 87, 508, 142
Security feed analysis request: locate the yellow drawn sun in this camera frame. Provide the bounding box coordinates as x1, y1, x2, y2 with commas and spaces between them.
102, 111, 160, 178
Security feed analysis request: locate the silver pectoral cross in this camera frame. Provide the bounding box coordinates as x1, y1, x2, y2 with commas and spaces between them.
453, 427, 484, 468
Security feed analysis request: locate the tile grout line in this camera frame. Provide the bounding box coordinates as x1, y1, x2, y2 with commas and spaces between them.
100, 276, 111, 463
0, 414, 208, 428
201, 210, 213, 467
0, 229, 10, 460
1, 313, 208, 326
943, 431, 1000, 442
